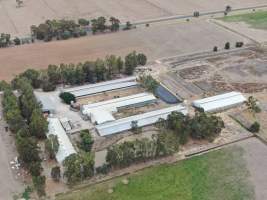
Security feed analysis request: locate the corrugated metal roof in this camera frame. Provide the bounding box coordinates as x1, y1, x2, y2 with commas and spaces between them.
82, 93, 157, 115
90, 109, 116, 125
71, 81, 139, 97
63, 76, 136, 94
96, 105, 187, 136
192, 91, 246, 112
35, 93, 56, 113
47, 118, 76, 163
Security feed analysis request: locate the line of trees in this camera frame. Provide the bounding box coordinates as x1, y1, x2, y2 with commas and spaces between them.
106, 131, 178, 169
31, 16, 123, 41
12, 51, 147, 92
1, 78, 48, 196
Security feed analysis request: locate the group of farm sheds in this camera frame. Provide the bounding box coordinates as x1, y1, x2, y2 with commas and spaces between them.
35, 76, 247, 163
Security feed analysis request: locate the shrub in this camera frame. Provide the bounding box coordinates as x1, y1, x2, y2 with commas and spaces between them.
96, 164, 111, 175
78, 18, 90, 26
59, 92, 76, 104
32, 175, 46, 197
61, 30, 72, 40
249, 122, 260, 133
236, 42, 244, 48
79, 130, 94, 152
137, 53, 147, 66
224, 42, 230, 50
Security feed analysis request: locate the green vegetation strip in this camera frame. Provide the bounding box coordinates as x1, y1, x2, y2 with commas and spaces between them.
222, 11, 267, 29
57, 146, 254, 200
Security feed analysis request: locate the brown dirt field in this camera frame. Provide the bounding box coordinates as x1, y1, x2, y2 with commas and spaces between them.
0, 0, 266, 36
0, 20, 245, 81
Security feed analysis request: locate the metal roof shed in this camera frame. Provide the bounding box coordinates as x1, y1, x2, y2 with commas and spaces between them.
96, 105, 187, 136
90, 109, 116, 125
192, 91, 246, 113
63, 76, 137, 93
36, 95, 56, 114
47, 118, 76, 163
82, 93, 157, 116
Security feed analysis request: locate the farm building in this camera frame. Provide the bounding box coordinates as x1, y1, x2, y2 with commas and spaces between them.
96, 105, 188, 136
47, 118, 76, 163
82, 92, 157, 115
35, 94, 56, 114
62, 76, 138, 98
192, 91, 246, 113
90, 109, 116, 125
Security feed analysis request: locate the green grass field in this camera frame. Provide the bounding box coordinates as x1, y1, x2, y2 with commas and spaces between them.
56, 146, 254, 200
222, 11, 267, 30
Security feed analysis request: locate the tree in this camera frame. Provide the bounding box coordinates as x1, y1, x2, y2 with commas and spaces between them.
249, 121, 260, 133
0, 33, 11, 48
14, 37, 21, 45
109, 17, 120, 32
20, 69, 41, 89
225, 42, 230, 50
78, 18, 90, 26
139, 75, 158, 93
29, 108, 48, 139
213, 46, 218, 52
82, 61, 96, 83
47, 64, 61, 84
45, 135, 59, 159
79, 130, 94, 152
116, 56, 124, 73
28, 161, 42, 176
123, 21, 132, 30
137, 53, 147, 66
32, 175, 46, 197
124, 51, 138, 75
59, 92, 76, 105
63, 153, 94, 184
95, 59, 106, 81
15, 134, 41, 164
246, 96, 261, 113
105, 55, 118, 79
51, 166, 61, 182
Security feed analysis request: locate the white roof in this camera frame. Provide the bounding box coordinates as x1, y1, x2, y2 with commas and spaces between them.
82, 93, 157, 115
47, 118, 76, 163
193, 91, 246, 112
35, 93, 56, 113
63, 77, 137, 97
96, 105, 188, 136
90, 109, 115, 125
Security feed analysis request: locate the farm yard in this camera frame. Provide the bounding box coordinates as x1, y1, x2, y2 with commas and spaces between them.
0, 0, 267, 199
0, 20, 247, 81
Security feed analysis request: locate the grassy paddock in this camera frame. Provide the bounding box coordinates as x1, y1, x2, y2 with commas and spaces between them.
222, 10, 267, 29
56, 146, 254, 200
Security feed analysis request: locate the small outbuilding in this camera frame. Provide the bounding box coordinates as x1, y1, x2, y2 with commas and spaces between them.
192, 91, 246, 113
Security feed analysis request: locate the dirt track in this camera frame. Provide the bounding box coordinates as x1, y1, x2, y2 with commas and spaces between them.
0, 20, 246, 81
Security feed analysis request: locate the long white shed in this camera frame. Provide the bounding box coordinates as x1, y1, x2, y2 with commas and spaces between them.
192, 91, 246, 113
96, 105, 188, 136
47, 118, 76, 163
82, 92, 157, 116
63, 76, 138, 98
